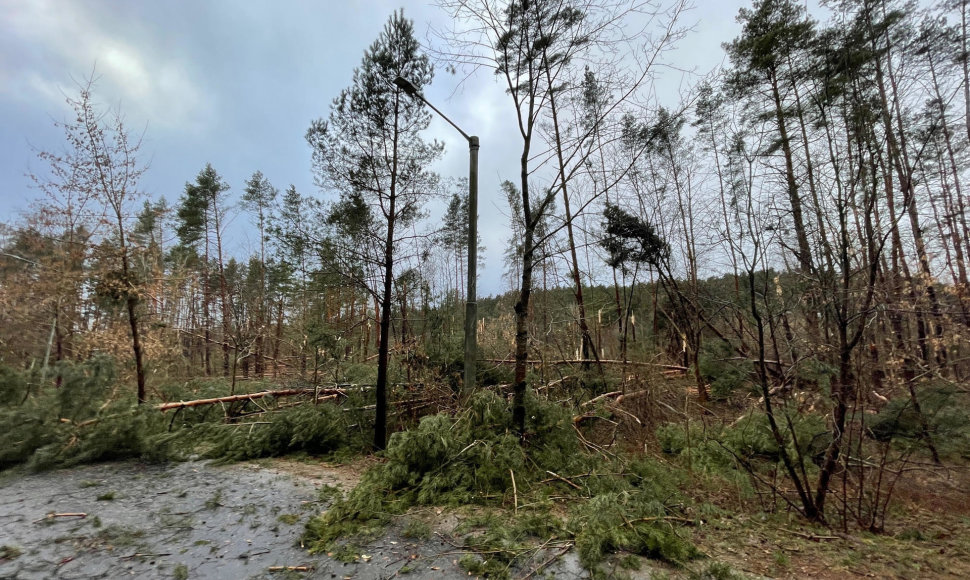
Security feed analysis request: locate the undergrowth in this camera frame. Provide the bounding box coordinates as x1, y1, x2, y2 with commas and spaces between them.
656, 406, 829, 476
868, 384, 970, 459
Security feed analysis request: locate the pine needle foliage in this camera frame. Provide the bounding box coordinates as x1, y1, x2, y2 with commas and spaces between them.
0, 359, 365, 471
0, 364, 29, 405
30, 405, 167, 471
868, 385, 970, 460
304, 390, 698, 573
657, 409, 829, 473
305, 390, 588, 542
455, 510, 569, 578
203, 402, 352, 462
0, 357, 172, 471
570, 491, 698, 570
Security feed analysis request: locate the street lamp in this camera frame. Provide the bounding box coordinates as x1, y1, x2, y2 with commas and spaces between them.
393, 76, 480, 395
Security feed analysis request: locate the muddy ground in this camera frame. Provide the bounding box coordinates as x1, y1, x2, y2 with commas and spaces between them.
0, 459, 586, 579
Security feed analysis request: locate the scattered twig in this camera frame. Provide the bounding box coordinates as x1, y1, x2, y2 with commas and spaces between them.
571, 424, 617, 460
656, 399, 689, 418
34, 512, 87, 523
483, 358, 687, 370
613, 389, 652, 404
268, 565, 313, 572
535, 376, 573, 392
434, 532, 464, 549
58, 417, 102, 428
784, 529, 841, 541
627, 516, 697, 526
120, 552, 172, 560
510, 469, 518, 514
608, 404, 643, 426
544, 470, 583, 491
572, 412, 618, 426
519, 543, 573, 580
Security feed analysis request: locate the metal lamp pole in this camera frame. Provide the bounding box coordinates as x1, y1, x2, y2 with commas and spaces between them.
393, 76, 479, 394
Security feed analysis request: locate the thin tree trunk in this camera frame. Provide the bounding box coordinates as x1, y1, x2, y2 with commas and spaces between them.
770, 70, 814, 275
542, 60, 597, 370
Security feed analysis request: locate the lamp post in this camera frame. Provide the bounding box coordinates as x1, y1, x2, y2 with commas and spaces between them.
393, 76, 479, 395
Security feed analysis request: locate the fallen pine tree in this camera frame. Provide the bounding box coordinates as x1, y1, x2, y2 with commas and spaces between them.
156, 388, 347, 412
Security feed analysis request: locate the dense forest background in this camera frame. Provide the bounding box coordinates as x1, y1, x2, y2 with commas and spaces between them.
2, 0, 970, 555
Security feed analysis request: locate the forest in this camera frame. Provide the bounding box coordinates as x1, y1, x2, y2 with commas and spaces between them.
2, 0, 969, 577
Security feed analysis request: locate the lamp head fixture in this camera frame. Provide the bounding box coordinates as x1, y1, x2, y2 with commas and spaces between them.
392, 76, 419, 97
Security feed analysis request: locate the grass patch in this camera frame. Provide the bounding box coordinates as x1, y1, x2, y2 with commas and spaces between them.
204, 489, 224, 510
94, 524, 146, 548
868, 385, 970, 459
172, 563, 189, 580
0, 545, 23, 561
316, 483, 343, 503
96, 491, 116, 501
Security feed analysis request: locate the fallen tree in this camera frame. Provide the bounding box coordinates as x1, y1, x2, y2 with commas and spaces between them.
156, 388, 346, 412
483, 359, 688, 372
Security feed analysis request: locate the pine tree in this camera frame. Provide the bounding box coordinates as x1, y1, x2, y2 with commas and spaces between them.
306, 10, 442, 450
177, 164, 231, 377
242, 171, 278, 377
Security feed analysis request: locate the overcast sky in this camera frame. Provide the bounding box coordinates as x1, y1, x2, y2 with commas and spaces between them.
0, 0, 766, 297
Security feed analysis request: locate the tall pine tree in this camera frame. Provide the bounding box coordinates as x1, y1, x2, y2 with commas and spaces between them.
306, 10, 441, 450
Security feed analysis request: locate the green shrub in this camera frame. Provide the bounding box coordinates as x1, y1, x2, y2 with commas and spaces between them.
337, 363, 377, 385
0, 357, 149, 471
0, 394, 64, 469
23, 403, 171, 472
0, 357, 369, 472
303, 391, 590, 552
689, 561, 745, 580
657, 410, 829, 473
56, 356, 116, 422
698, 341, 751, 400
868, 386, 970, 459
304, 390, 697, 575
794, 359, 836, 392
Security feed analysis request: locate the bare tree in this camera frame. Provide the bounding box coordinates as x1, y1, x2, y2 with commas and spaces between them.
35, 77, 149, 403
436, 0, 687, 433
